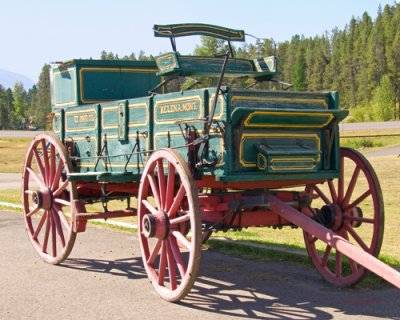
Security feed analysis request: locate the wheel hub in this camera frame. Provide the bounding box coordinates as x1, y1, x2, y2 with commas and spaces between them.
32, 187, 53, 210
142, 212, 169, 240
314, 204, 344, 231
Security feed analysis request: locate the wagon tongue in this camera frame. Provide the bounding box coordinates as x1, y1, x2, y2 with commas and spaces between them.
265, 193, 400, 288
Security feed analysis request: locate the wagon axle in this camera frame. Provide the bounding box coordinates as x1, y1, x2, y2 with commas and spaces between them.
312, 204, 363, 231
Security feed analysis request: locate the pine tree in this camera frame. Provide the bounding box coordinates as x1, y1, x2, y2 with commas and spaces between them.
31, 65, 51, 129
292, 46, 307, 91
12, 82, 28, 128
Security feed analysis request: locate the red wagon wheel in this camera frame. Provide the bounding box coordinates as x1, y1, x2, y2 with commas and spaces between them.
138, 148, 202, 302
304, 147, 384, 286
22, 133, 78, 264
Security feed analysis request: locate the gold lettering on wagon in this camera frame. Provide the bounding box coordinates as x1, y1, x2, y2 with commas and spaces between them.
73, 113, 95, 123
160, 102, 198, 114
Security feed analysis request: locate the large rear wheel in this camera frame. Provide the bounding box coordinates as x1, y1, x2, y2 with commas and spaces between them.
304, 147, 384, 286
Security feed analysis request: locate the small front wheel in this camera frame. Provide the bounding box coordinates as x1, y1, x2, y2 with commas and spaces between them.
137, 149, 202, 302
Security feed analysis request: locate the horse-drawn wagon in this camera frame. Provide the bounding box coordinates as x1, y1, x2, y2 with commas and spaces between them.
22, 23, 400, 301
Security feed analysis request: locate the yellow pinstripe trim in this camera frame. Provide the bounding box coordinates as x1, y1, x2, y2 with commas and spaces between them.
209, 93, 225, 120
65, 110, 97, 132
270, 158, 316, 171
232, 96, 329, 109
102, 106, 119, 129
128, 103, 149, 127
156, 53, 178, 71
244, 111, 334, 129
239, 133, 320, 168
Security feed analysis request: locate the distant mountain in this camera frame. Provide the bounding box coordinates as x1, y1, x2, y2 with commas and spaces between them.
0, 69, 35, 90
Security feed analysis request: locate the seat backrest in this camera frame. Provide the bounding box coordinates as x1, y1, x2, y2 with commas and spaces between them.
153, 23, 246, 42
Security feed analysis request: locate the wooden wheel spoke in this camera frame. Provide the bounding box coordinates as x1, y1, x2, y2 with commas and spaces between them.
165, 163, 175, 210
142, 199, 158, 215
54, 198, 70, 207
53, 180, 69, 197
327, 180, 338, 203
158, 241, 167, 285
157, 159, 166, 209
26, 206, 40, 218
147, 173, 161, 210
42, 211, 51, 253
171, 230, 191, 251
169, 237, 186, 278
147, 239, 162, 265
50, 211, 57, 257
166, 240, 177, 290
311, 185, 331, 205
345, 225, 370, 252
335, 250, 343, 277
33, 210, 48, 239
321, 245, 332, 267
341, 230, 358, 273
51, 159, 64, 191
310, 235, 318, 244
54, 205, 71, 230
26, 167, 45, 188
344, 214, 374, 224
344, 190, 371, 212
342, 166, 361, 206
32, 147, 46, 179
53, 204, 70, 230
167, 185, 186, 217
337, 156, 345, 202
41, 140, 50, 185
49, 144, 56, 186
52, 208, 66, 248
170, 214, 190, 225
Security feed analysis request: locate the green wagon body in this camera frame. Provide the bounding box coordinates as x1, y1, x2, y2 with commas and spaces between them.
50, 59, 347, 185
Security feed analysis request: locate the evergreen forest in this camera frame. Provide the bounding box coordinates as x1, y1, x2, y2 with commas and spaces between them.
1, 3, 400, 130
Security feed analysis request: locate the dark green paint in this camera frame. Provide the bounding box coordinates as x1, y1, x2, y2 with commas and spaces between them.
153, 23, 245, 41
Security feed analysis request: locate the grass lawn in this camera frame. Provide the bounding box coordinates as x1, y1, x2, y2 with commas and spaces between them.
0, 138, 31, 173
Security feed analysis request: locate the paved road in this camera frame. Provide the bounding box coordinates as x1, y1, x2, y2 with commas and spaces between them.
1, 210, 399, 320
0, 130, 47, 138
0, 173, 22, 190
339, 121, 400, 132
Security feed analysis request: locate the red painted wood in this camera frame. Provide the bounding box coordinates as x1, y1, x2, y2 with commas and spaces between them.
266, 193, 400, 288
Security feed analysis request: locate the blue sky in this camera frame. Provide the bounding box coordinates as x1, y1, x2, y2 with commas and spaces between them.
0, 0, 397, 82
